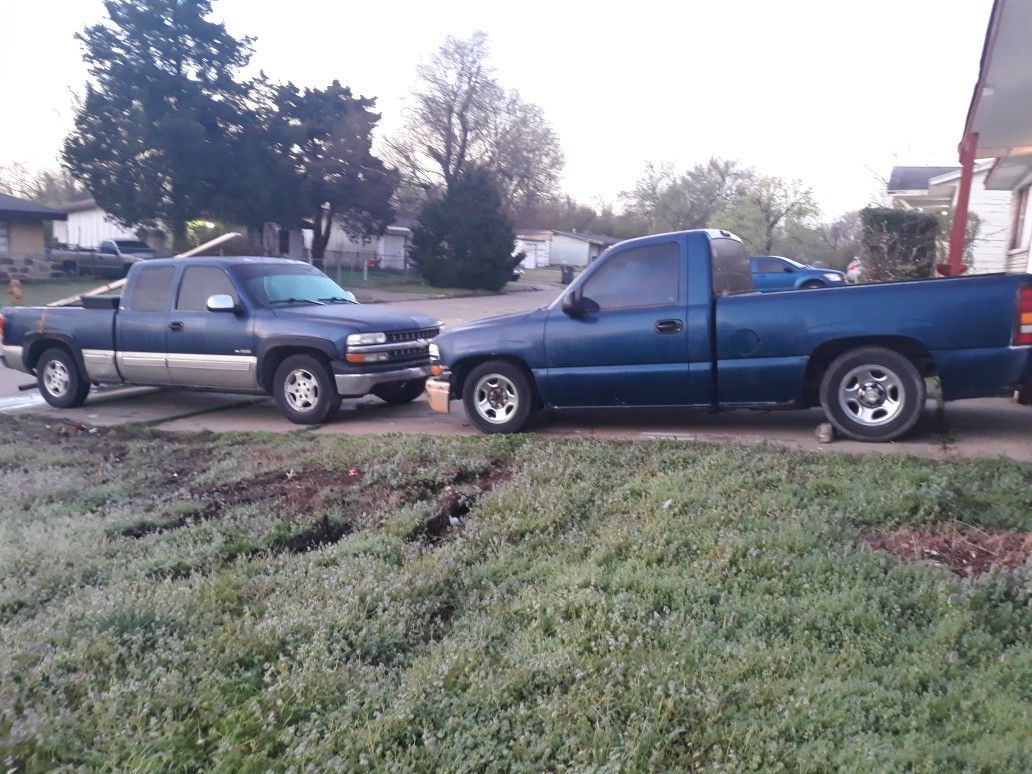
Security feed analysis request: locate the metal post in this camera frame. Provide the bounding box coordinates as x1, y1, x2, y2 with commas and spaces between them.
943, 132, 978, 276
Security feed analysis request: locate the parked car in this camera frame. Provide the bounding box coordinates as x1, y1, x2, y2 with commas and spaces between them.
0, 257, 439, 424
750, 255, 844, 291
846, 258, 863, 284
425, 229, 1032, 442
49, 239, 157, 278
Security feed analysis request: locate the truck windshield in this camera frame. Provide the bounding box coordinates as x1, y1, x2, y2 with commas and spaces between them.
234, 263, 358, 307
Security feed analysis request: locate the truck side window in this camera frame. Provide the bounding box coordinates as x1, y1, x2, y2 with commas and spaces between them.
580, 242, 680, 311
176, 266, 237, 311
711, 238, 754, 295
129, 266, 174, 312
99, 241, 115, 254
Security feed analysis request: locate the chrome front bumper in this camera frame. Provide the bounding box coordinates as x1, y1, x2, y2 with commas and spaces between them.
334, 365, 431, 397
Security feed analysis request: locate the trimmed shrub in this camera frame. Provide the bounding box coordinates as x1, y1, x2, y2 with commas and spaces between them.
409, 168, 523, 291
860, 207, 939, 282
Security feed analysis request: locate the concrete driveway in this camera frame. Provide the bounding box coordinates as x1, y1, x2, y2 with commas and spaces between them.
4, 282, 1032, 461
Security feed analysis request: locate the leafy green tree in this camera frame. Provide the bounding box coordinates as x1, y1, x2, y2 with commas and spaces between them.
265, 81, 398, 268
621, 158, 746, 233
409, 168, 521, 291
713, 174, 818, 254
63, 0, 253, 245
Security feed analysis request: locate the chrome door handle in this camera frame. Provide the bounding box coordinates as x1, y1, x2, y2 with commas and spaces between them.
168, 321, 184, 333
654, 319, 683, 334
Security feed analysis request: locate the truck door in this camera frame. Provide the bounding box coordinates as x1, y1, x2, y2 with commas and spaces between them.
115, 264, 174, 384
752, 257, 789, 292
165, 265, 257, 389
543, 239, 690, 407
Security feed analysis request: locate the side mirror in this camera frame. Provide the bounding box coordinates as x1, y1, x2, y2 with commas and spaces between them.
561, 290, 583, 317
206, 294, 239, 313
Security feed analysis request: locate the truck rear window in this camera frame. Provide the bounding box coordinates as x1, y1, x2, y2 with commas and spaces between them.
711, 238, 754, 295
130, 266, 174, 311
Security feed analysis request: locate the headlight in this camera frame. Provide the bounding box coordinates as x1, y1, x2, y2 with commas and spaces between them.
824, 273, 843, 282
346, 331, 387, 346
429, 343, 440, 359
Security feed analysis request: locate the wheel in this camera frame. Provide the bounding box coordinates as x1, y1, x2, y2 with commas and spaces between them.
36, 348, 91, 408
372, 378, 427, 405
462, 360, 535, 434
800, 280, 825, 289
819, 347, 925, 441
61, 260, 79, 277
272, 354, 340, 425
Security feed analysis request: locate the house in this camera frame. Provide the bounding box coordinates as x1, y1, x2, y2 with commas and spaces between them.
307, 216, 413, 270
53, 198, 166, 251
0, 192, 66, 256
514, 229, 620, 269
944, 0, 1032, 277
887, 164, 1014, 274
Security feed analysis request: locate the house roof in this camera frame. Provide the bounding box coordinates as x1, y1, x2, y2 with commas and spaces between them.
550, 229, 620, 246
960, 0, 1032, 189
886, 166, 960, 192
0, 192, 68, 220
63, 198, 100, 214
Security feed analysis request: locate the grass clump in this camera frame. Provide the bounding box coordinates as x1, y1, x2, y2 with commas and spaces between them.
0, 417, 1030, 770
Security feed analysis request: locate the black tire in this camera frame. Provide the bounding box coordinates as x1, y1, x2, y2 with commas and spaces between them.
462, 360, 535, 434
372, 378, 427, 405
272, 354, 340, 425
819, 346, 925, 442
800, 280, 825, 289
36, 347, 91, 408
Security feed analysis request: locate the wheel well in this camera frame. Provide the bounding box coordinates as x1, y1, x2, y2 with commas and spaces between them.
450, 355, 541, 406
25, 339, 75, 374
802, 337, 936, 406
259, 347, 331, 393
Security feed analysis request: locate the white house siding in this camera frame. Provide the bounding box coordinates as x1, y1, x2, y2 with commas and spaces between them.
55, 207, 138, 249
962, 169, 1013, 274
515, 237, 550, 268
548, 233, 592, 267
1001, 169, 1032, 275
311, 218, 410, 270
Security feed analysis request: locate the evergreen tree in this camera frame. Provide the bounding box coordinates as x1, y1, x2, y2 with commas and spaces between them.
410, 168, 522, 291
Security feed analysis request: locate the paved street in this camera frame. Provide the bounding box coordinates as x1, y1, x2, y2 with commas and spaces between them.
3, 282, 1032, 461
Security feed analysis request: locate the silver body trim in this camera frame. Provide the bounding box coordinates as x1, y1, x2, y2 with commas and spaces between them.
0, 344, 27, 374
116, 351, 169, 384
166, 353, 258, 390
348, 339, 432, 354
82, 348, 120, 382
335, 365, 431, 397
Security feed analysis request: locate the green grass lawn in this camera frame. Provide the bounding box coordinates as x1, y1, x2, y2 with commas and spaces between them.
1, 417, 1030, 769
5, 277, 113, 308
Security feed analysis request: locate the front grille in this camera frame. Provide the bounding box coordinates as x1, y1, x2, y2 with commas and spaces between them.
387, 327, 439, 343
390, 346, 429, 360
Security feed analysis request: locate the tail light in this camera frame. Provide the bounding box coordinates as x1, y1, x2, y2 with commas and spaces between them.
1016, 286, 1032, 346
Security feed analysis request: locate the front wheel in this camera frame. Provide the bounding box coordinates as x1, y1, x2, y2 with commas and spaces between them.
273, 354, 340, 425
800, 280, 825, 289
373, 379, 427, 405
462, 360, 535, 434
819, 347, 925, 441
37, 348, 91, 408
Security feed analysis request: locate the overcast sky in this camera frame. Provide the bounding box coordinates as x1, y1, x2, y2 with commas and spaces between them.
0, 0, 994, 219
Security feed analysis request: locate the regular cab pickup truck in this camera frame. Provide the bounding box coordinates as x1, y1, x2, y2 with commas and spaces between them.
0, 257, 439, 424
426, 229, 1032, 441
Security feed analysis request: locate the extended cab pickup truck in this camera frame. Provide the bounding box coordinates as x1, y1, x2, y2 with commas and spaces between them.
0, 257, 439, 424
426, 229, 1032, 441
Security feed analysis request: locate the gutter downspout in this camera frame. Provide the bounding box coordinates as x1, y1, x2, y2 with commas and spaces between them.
941, 132, 978, 276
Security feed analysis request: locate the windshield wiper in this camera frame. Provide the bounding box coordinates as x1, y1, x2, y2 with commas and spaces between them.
269, 297, 326, 306
318, 296, 356, 304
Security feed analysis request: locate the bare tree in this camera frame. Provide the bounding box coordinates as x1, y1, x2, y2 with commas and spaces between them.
389, 32, 562, 210
0, 164, 87, 205
621, 158, 745, 233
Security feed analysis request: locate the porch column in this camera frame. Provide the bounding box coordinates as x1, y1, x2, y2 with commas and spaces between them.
943, 132, 978, 276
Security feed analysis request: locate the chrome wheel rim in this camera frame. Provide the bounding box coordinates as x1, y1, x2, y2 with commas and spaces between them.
473, 373, 519, 425
285, 368, 320, 413
838, 364, 904, 427
43, 360, 71, 398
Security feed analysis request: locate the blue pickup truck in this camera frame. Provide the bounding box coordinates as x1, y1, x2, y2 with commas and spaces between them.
0, 257, 439, 424
426, 229, 1032, 441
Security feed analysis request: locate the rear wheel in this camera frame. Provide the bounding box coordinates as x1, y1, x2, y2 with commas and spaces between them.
801, 280, 825, 289
462, 360, 535, 434
373, 379, 427, 405
273, 354, 340, 425
36, 347, 91, 408
819, 347, 925, 441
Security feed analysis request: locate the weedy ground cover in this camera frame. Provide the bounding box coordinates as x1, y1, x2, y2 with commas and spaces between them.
1, 416, 1030, 770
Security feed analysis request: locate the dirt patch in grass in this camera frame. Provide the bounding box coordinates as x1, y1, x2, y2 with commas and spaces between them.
417, 464, 513, 543
867, 524, 1032, 577
196, 466, 362, 511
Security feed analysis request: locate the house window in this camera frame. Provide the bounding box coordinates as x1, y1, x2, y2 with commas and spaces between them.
1011, 186, 1029, 250
0, 221, 9, 253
